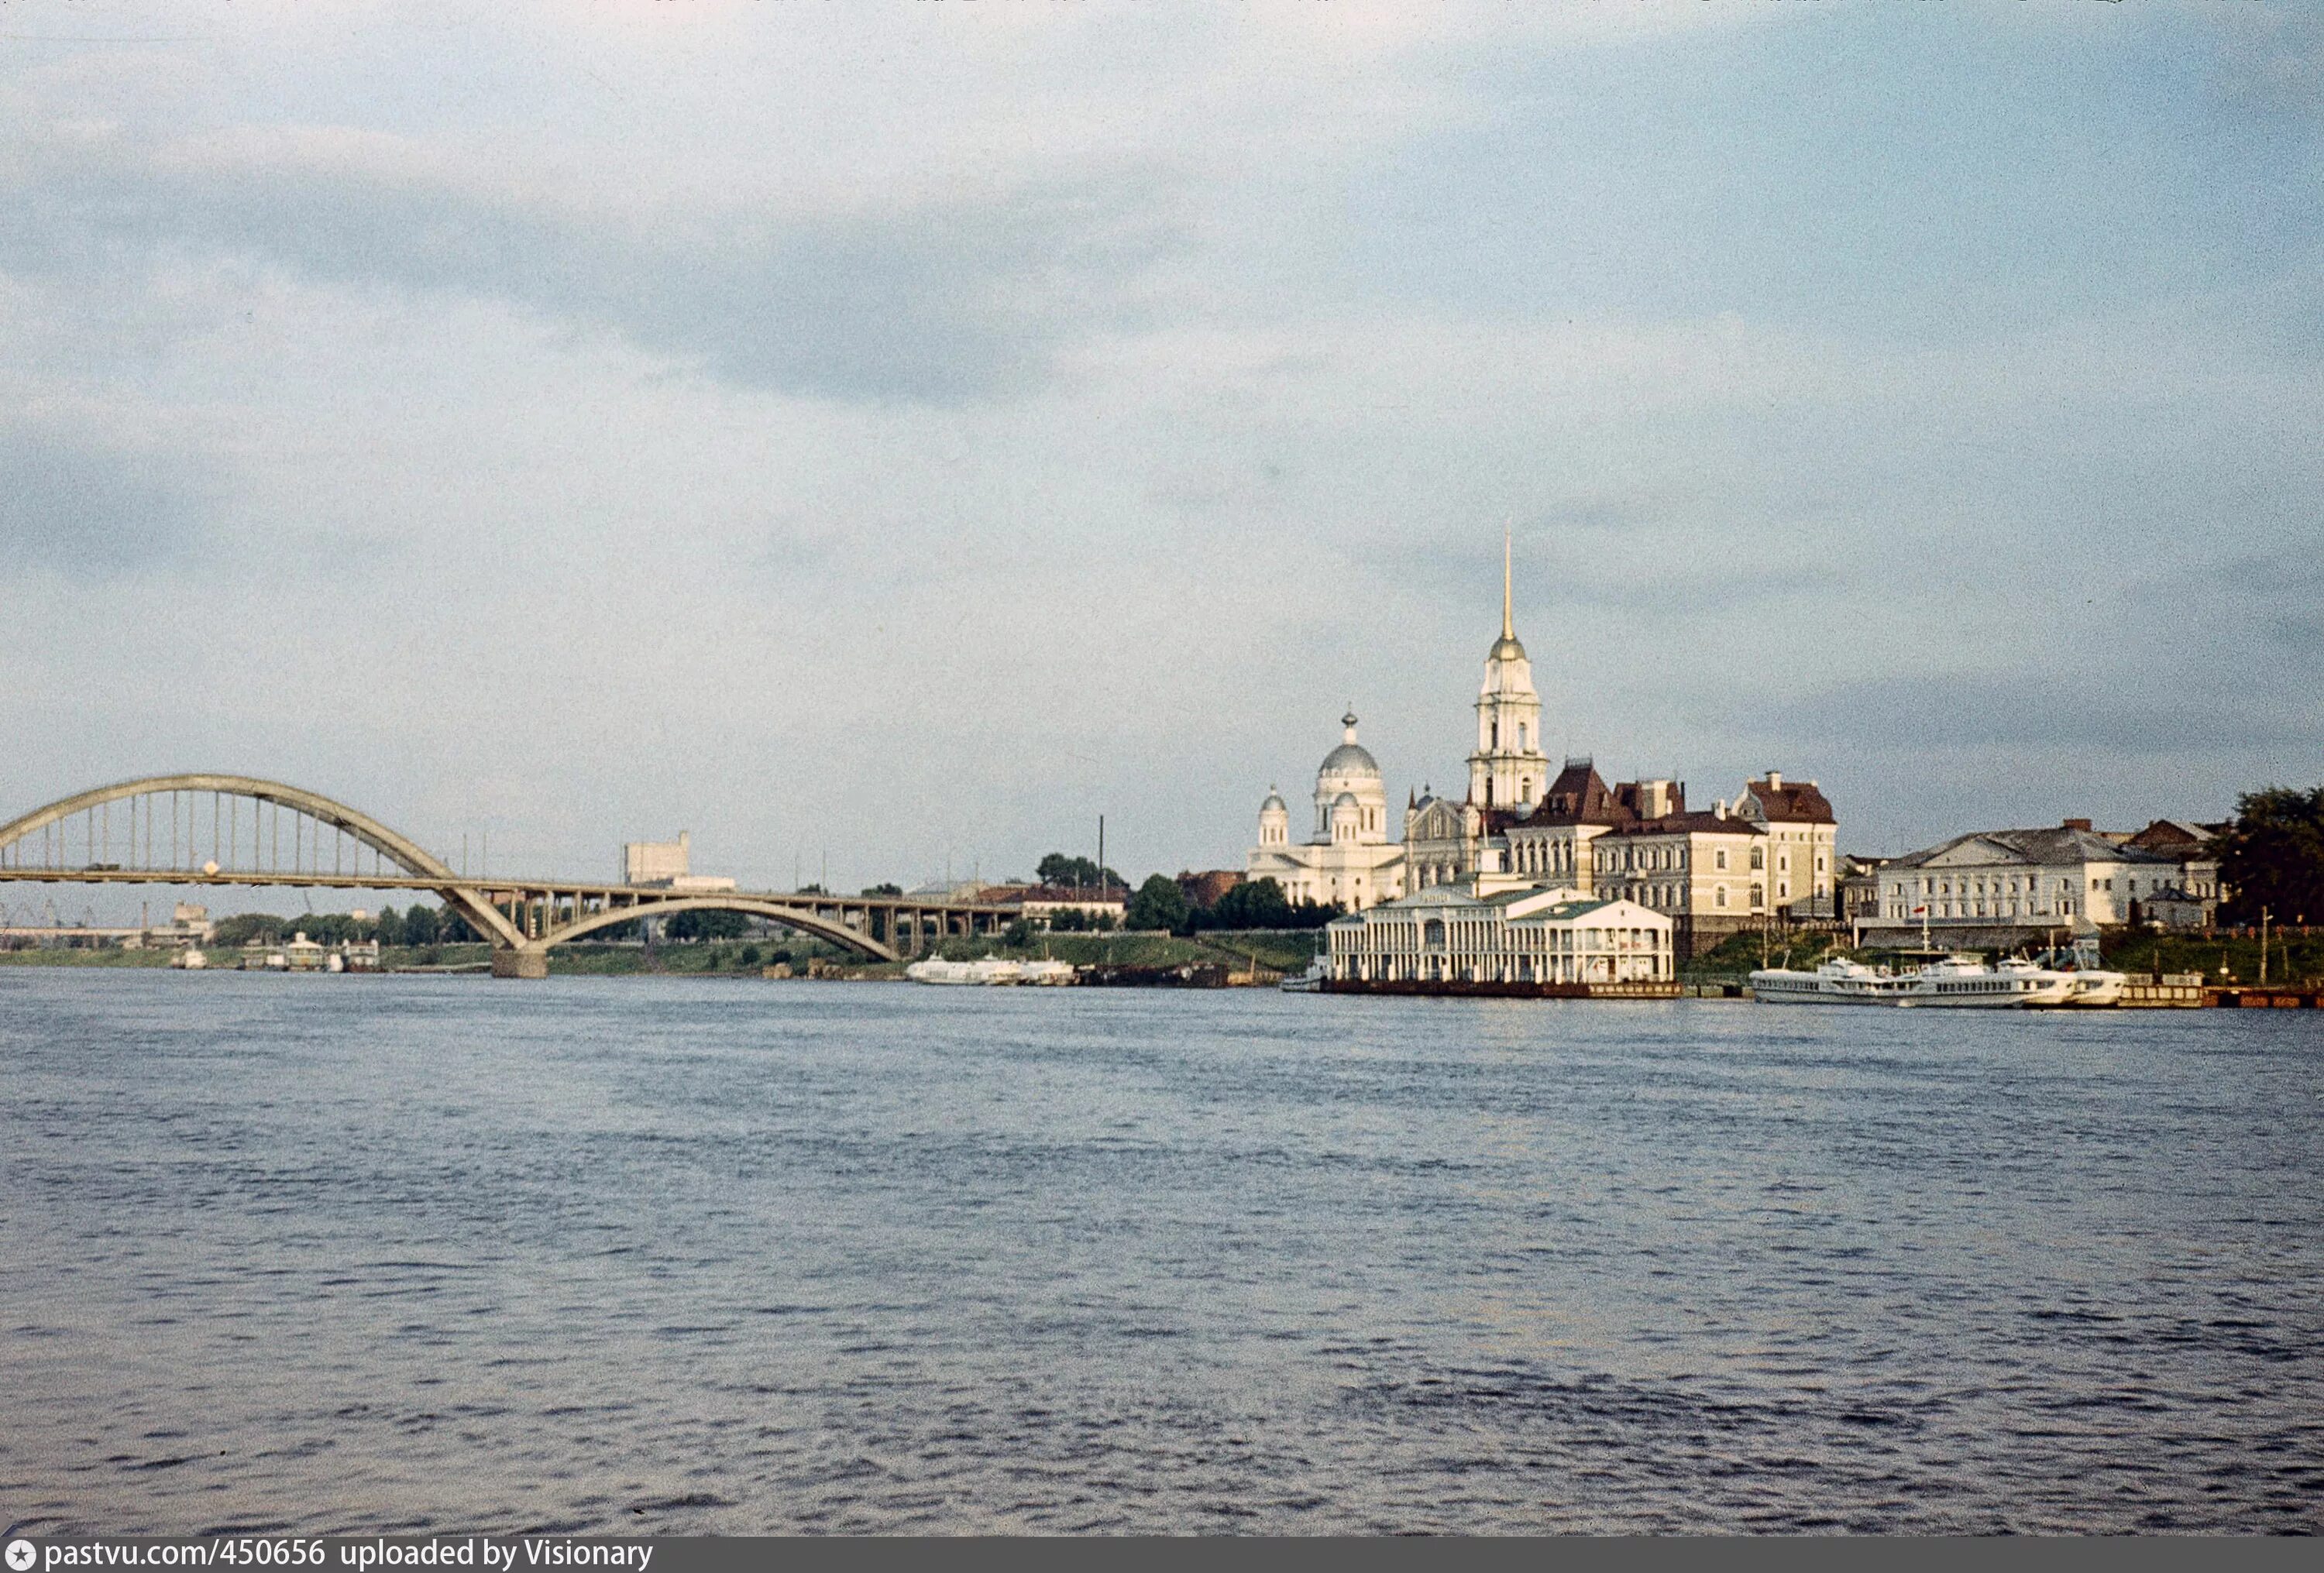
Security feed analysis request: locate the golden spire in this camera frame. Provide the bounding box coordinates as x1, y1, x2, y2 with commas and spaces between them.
1502, 521, 1514, 641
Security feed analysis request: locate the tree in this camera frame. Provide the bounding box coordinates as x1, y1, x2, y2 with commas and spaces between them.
861, 882, 903, 897
668, 909, 749, 941
214, 912, 287, 946
2219, 785, 2324, 925
1205, 877, 1294, 930
1126, 874, 1188, 932
1037, 853, 1125, 891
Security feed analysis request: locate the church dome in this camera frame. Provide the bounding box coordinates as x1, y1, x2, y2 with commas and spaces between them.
1332, 790, 1359, 808
1260, 788, 1287, 812
1319, 709, 1380, 778
1488, 632, 1527, 663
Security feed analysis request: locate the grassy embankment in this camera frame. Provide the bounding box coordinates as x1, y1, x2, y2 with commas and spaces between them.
0, 946, 177, 967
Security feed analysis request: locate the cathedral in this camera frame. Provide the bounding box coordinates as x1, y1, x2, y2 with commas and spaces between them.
1243, 533, 1838, 940
1245, 709, 1408, 911
1246, 535, 1549, 911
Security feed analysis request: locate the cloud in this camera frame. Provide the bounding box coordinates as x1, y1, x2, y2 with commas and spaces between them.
0, 127, 1183, 404
0, 426, 212, 579
1765, 671, 2312, 760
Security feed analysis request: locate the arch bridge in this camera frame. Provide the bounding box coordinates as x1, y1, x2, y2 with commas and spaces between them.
0, 774, 1018, 977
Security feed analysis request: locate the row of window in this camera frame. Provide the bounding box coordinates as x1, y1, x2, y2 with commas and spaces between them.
1887, 899, 2076, 920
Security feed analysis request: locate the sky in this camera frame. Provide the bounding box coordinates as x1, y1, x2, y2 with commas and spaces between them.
3, 0, 2320, 908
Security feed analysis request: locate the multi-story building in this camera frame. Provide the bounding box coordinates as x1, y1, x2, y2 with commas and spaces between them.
1732, 773, 1839, 917
2119, 819, 2226, 929
1498, 759, 1637, 894
1589, 802, 1770, 957
621, 830, 737, 893
1325, 882, 1673, 988
1858, 818, 2219, 949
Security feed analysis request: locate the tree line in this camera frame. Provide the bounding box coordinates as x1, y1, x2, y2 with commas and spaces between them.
1125, 874, 1338, 936
2219, 785, 2324, 926
212, 904, 481, 948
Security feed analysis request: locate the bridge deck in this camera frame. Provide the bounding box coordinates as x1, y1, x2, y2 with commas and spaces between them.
0, 865, 1019, 914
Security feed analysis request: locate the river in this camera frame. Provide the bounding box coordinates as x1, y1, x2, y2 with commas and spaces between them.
3, 971, 2318, 1533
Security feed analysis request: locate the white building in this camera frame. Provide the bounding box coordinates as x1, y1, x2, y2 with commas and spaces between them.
621, 831, 737, 893
1245, 712, 1408, 911
1326, 883, 1673, 987
1859, 819, 2204, 946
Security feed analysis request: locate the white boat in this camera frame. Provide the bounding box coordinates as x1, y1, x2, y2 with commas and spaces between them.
905, 957, 1027, 986
1279, 958, 1327, 993
170, 947, 207, 970
1018, 960, 1077, 986
2058, 968, 2129, 1006
1750, 953, 2086, 1008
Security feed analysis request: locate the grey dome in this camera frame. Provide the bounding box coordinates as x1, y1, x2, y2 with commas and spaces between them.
1320, 742, 1380, 777
1260, 788, 1287, 812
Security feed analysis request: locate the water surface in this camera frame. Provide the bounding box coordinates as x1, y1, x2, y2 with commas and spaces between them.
3, 972, 2319, 1533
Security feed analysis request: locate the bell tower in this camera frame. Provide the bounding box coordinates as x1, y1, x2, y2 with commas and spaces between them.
1468, 527, 1548, 810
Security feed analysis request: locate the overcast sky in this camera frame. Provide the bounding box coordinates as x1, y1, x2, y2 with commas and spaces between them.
5, 0, 2319, 906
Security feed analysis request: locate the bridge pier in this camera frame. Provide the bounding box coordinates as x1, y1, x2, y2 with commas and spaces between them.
491, 947, 550, 980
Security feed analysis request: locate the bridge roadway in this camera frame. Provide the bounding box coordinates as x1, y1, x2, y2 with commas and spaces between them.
0, 774, 1020, 977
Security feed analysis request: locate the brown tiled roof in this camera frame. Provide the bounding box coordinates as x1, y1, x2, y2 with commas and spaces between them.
1522, 761, 1638, 828
1626, 811, 1765, 837
2124, 819, 2219, 853
1747, 778, 1836, 823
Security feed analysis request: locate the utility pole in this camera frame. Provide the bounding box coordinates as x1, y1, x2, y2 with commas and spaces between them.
1098, 815, 1106, 895
2260, 908, 2269, 985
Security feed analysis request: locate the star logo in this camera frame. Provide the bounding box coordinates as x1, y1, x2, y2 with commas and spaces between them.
6, 1540, 38, 1572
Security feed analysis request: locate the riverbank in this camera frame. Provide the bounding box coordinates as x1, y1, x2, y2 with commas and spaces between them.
0, 929, 1328, 980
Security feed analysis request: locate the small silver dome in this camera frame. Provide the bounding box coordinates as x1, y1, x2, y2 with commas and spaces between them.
1320, 742, 1380, 777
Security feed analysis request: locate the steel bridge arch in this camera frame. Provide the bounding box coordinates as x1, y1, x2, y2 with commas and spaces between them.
0, 773, 524, 948
540, 897, 895, 961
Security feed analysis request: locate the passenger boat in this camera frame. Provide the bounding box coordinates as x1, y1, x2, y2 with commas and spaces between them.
906, 957, 1026, 986
1279, 958, 1326, 993
2058, 969, 2129, 1007
1749, 954, 2095, 1008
